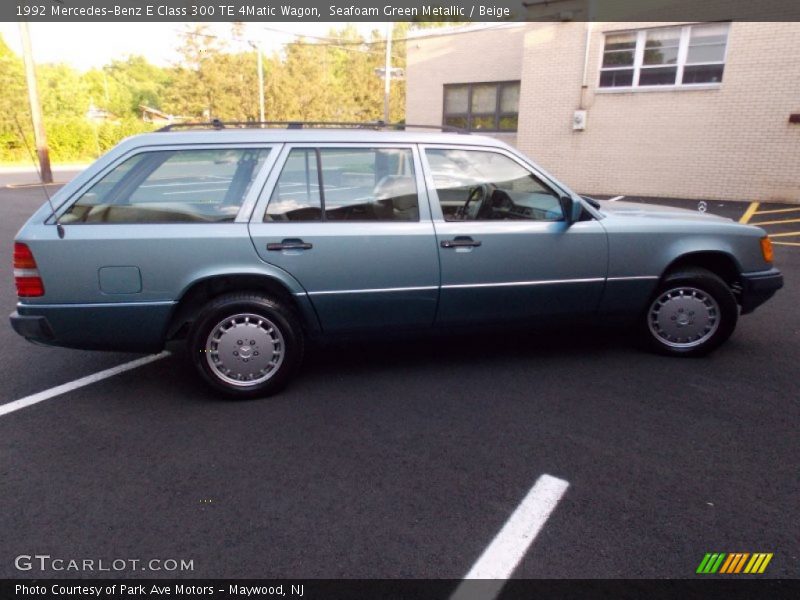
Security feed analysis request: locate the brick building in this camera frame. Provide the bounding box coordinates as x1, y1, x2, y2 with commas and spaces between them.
405, 21, 800, 203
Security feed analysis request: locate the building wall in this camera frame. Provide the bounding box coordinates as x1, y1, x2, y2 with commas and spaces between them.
406, 22, 800, 203
405, 23, 529, 147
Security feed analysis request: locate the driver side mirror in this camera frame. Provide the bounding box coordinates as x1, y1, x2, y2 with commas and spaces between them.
559, 195, 581, 225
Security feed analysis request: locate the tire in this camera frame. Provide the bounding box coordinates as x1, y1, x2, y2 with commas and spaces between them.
642, 267, 738, 357
188, 293, 304, 399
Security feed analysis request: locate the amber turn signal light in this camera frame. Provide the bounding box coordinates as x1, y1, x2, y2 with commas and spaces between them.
760, 236, 774, 263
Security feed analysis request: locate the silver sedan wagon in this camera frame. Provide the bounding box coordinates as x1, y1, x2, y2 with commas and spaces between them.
10, 124, 783, 398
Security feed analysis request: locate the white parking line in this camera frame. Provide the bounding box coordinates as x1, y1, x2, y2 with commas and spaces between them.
140, 179, 232, 189
450, 474, 569, 600
164, 187, 230, 196
609, 195, 624, 202
0, 352, 170, 418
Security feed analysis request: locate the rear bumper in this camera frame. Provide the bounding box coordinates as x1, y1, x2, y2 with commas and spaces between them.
9, 301, 175, 352
9, 311, 54, 342
739, 268, 783, 314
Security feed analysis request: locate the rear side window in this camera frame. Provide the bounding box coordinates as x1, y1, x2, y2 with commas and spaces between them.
265, 149, 322, 221
265, 147, 419, 222
62, 148, 270, 224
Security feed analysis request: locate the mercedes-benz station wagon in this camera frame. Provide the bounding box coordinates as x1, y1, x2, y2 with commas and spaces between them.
10, 124, 783, 398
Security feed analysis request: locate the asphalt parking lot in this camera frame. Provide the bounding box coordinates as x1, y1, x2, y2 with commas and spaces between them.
0, 178, 798, 583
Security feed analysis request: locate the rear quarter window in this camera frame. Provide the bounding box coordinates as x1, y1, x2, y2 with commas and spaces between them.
62, 148, 270, 224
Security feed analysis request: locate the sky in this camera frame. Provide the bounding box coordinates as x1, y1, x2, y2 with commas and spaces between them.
0, 22, 387, 70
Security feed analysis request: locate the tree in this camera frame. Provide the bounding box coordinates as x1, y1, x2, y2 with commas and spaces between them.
0, 34, 31, 160
102, 55, 169, 116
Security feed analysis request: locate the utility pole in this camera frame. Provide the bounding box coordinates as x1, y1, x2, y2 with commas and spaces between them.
383, 22, 392, 124
257, 47, 265, 123
18, 22, 52, 184
248, 40, 265, 123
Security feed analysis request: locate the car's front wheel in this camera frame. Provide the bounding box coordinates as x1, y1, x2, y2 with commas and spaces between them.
643, 267, 738, 357
189, 293, 303, 398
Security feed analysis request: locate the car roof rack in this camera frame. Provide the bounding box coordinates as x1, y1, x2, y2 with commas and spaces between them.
156, 119, 469, 134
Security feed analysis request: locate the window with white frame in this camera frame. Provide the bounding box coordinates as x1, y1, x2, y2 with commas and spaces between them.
599, 23, 730, 89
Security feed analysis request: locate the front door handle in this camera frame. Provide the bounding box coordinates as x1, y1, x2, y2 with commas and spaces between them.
441, 236, 482, 249
267, 238, 313, 251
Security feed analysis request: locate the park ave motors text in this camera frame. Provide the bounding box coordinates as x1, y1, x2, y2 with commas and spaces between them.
16, 584, 304, 596
36, 3, 512, 18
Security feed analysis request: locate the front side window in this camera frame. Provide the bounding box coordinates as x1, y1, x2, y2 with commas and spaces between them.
265, 147, 419, 222
443, 82, 520, 132
425, 148, 563, 222
600, 23, 729, 89
63, 148, 270, 223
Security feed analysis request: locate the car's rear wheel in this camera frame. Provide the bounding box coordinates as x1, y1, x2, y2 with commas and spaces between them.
643, 267, 738, 357
189, 293, 303, 398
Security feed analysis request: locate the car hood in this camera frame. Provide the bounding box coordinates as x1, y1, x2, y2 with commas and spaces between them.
593, 199, 731, 222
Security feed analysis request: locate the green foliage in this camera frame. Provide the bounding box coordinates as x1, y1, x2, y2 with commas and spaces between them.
0, 23, 420, 163
0, 34, 29, 137
41, 117, 155, 162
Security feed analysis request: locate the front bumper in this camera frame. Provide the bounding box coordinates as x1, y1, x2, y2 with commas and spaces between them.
9, 311, 54, 343
739, 268, 783, 314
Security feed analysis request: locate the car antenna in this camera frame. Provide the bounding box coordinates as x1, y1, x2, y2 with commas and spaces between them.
14, 115, 64, 239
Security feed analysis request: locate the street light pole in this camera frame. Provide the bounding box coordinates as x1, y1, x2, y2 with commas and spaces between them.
383, 22, 393, 124
249, 40, 265, 123
256, 45, 265, 123
18, 22, 52, 184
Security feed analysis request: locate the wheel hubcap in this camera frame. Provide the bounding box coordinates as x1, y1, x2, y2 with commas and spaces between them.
648, 286, 720, 349
205, 313, 284, 386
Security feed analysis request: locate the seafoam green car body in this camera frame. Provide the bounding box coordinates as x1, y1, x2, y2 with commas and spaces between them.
10, 129, 782, 352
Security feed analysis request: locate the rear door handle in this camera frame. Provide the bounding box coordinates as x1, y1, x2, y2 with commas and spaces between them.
441, 237, 482, 249
267, 238, 313, 251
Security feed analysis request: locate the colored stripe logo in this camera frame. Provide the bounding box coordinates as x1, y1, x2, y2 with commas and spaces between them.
696, 552, 773, 574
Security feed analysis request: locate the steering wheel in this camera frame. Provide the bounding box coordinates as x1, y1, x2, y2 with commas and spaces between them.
460, 184, 489, 220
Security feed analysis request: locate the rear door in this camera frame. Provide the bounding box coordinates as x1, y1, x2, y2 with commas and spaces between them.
248, 144, 439, 332
421, 145, 608, 325
47, 144, 277, 307
27, 144, 277, 349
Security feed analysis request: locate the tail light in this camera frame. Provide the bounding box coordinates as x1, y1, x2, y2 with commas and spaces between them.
13, 242, 45, 297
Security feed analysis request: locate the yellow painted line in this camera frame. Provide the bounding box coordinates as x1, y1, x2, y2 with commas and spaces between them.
739, 202, 760, 224
751, 217, 800, 226
758, 553, 773, 574
754, 206, 800, 215
768, 231, 800, 237
772, 241, 800, 247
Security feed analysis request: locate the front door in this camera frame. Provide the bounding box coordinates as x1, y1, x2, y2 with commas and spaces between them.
248, 144, 439, 332
421, 145, 608, 325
